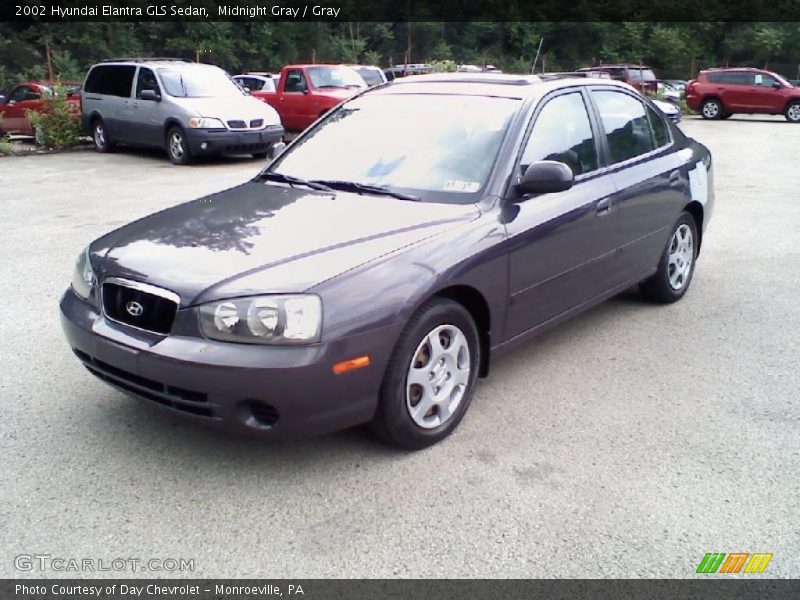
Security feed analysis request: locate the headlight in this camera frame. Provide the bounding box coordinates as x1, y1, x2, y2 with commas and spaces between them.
188, 117, 226, 129
198, 295, 322, 345
71, 247, 95, 300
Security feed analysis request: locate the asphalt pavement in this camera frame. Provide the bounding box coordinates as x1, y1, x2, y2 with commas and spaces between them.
1, 117, 798, 578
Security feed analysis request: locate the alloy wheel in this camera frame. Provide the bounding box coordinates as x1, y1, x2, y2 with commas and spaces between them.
702, 101, 720, 119
94, 124, 105, 148
668, 224, 694, 290
787, 104, 800, 123
169, 131, 185, 159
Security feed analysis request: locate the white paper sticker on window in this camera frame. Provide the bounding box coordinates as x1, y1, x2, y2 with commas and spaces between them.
444, 180, 481, 193
688, 160, 708, 204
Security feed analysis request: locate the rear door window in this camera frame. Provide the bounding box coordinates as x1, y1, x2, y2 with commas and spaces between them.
591, 89, 655, 164
84, 65, 136, 97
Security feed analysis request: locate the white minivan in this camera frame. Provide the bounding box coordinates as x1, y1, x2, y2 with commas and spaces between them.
81, 58, 284, 164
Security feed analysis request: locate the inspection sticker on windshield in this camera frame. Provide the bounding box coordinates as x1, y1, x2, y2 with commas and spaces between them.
444, 180, 481, 192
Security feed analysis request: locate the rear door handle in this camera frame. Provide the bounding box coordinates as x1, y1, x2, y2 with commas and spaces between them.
596, 197, 612, 216
669, 170, 682, 185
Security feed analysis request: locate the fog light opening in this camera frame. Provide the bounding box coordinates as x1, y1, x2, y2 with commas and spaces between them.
200, 142, 208, 151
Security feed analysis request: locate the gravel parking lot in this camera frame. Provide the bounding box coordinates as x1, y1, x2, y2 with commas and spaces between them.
1, 116, 798, 579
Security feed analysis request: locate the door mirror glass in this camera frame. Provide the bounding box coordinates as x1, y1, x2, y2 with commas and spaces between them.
515, 160, 574, 196
772, 81, 783, 89
139, 89, 160, 101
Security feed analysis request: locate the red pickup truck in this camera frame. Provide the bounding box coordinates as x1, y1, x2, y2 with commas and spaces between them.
251, 64, 366, 132
0, 81, 81, 136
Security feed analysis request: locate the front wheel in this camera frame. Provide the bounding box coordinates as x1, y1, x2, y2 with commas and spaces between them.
372, 298, 480, 450
640, 211, 698, 303
251, 151, 268, 159
166, 126, 192, 165
785, 101, 800, 123
720, 112, 733, 120
700, 98, 723, 120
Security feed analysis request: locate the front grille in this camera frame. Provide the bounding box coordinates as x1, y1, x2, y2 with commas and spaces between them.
227, 120, 247, 129
249, 119, 264, 128
74, 349, 212, 417
102, 282, 177, 335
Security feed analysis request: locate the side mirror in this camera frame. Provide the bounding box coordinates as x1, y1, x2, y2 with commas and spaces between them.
772, 81, 782, 89
268, 141, 286, 160
139, 89, 160, 101
515, 160, 575, 197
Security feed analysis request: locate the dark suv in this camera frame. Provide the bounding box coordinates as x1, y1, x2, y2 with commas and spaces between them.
577, 65, 658, 93
686, 68, 800, 122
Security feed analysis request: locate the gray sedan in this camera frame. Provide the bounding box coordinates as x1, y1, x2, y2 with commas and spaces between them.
60, 74, 713, 449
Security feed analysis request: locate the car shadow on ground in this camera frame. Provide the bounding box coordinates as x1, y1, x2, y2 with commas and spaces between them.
105, 144, 267, 166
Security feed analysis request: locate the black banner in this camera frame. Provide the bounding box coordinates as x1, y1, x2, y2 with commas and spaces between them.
4, 579, 800, 600
3, 0, 800, 22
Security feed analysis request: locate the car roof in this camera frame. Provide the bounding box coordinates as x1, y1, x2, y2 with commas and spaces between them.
383, 72, 634, 99
94, 59, 214, 70
702, 67, 769, 72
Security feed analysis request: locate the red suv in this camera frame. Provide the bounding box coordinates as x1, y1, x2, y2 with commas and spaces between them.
686, 68, 800, 122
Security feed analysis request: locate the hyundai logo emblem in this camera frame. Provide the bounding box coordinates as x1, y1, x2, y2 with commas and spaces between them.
125, 300, 144, 317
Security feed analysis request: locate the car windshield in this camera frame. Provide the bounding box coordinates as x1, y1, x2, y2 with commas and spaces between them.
158, 67, 243, 98
355, 68, 384, 87
629, 68, 657, 81
307, 66, 366, 89
270, 93, 519, 203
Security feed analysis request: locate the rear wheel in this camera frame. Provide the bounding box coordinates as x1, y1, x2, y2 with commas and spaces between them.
372, 298, 480, 450
166, 126, 191, 165
640, 211, 698, 303
785, 101, 800, 123
700, 98, 723, 120
92, 119, 115, 152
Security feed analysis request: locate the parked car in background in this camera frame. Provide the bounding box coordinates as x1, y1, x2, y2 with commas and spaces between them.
686, 67, 800, 122
578, 64, 658, 93
663, 79, 687, 93
61, 73, 713, 449
0, 81, 81, 136
652, 98, 682, 123
538, 71, 611, 81
384, 64, 433, 81
343, 64, 386, 87
233, 73, 277, 93
657, 81, 681, 104
252, 64, 366, 132
81, 58, 284, 164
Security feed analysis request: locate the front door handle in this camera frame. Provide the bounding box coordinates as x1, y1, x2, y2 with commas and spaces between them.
596, 197, 612, 216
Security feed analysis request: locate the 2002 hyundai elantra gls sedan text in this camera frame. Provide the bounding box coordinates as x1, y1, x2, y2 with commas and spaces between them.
61, 74, 714, 449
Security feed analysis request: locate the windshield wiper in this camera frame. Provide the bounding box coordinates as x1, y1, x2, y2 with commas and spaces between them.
310, 180, 421, 202
256, 172, 334, 192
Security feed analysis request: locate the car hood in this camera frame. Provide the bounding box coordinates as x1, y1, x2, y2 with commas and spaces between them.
176, 95, 281, 125
91, 181, 479, 306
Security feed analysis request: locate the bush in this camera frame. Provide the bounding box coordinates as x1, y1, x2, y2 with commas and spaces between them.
27, 83, 82, 150
0, 113, 12, 155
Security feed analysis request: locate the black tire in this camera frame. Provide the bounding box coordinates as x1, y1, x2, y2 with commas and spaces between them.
166, 126, 192, 165
785, 101, 800, 123
251, 151, 268, 159
720, 112, 733, 120
92, 118, 115, 152
700, 98, 723, 120
372, 298, 481, 450
640, 211, 699, 304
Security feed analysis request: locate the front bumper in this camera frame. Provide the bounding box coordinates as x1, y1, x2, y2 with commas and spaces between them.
60, 289, 400, 439
184, 125, 285, 155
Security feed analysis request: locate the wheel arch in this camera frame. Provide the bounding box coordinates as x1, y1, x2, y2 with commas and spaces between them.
431, 284, 492, 378
163, 118, 184, 139
701, 95, 724, 109
783, 97, 800, 112
683, 200, 704, 256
